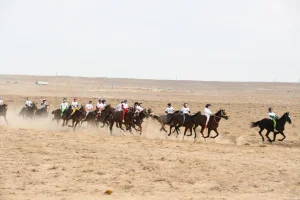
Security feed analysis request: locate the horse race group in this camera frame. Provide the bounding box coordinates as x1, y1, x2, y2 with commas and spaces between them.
0, 96, 292, 143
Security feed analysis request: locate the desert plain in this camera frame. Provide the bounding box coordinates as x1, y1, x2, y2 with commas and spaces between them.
0, 75, 300, 200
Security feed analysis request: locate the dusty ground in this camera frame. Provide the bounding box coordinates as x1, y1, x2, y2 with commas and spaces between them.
0, 75, 300, 199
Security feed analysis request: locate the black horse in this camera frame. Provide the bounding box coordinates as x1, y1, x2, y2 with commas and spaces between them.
68, 105, 86, 131
133, 109, 150, 135
35, 105, 49, 118
19, 103, 37, 119
152, 110, 180, 133
0, 104, 8, 124
251, 112, 292, 143
51, 106, 72, 126
108, 107, 138, 135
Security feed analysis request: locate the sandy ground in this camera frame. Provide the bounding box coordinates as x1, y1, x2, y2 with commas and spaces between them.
0, 75, 300, 199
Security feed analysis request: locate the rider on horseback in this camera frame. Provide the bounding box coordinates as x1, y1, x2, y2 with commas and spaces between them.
165, 103, 174, 124
204, 104, 212, 128
116, 100, 123, 111
0, 97, 3, 105
25, 98, 32, 110
71, 98, 79, 108
60, 98, 69, 116
268, 107, 277, 130
181, 103, 190, 124
122, 99, 129, 122
134, 102, 144, 113
84, 100, 93, 120
41, 99, 47, 109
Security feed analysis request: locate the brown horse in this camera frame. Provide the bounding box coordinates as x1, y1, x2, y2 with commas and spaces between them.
192, 109, 229, 140
52, 105, 72, 126
68, 105, 86, 131
96, 104, 114, 128
133, 108, 151, 135
108, 107, 138, 135
35, 105, 49, 118
0, 104, 8, 124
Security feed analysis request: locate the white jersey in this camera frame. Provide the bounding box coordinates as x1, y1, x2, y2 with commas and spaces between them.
96, 102, 105, 110
165, 107, 174, 114
135, 105, 144, 112
25, 100, 32, 107
116, 103, 122, 111
122, 103, 128, 109
41, 102, 47, 108
71, 101, 78, 108
60, 102, 68, 110
204, 108, 212, 116
181, 107, 190, 114
0, 100, 3, 105
269, 112, 276, 119
85, 103, 93, 111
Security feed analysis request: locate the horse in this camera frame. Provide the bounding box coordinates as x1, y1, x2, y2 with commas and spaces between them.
133, 108, 150, 135
250, 112, 292, 143
19, 103, 37, 119
0, 104, 8, 124
192, 109, 229, 140
68, 105, 86, 131
95, 104, 114, 128
51, 106, 72, 126
35, 105, 49, 118
108, 107, 138, 135
151, 111, 181, 132
181, 112, 202, 140
81, 110, 98, 128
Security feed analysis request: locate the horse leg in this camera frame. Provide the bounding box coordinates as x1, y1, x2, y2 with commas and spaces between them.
182, 127, 187, 140
168, 125, 173, 137
203, 129, 211, 138
265, 130, 272, 143
109, 121, 114, 135
187, 126, 192, 136
278, 132, 286, 141
210, 129, 219, 138
73, 121, 79, 132
258, 128, 264, 143
4, 116, 8, 125
193, 126, 198, 140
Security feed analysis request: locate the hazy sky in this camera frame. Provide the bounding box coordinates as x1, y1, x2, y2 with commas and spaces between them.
0, 0, 299, 82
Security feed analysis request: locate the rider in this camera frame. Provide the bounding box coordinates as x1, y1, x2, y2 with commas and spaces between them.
102, 99, 107, 108
40, 99, 47, 109
204, 104, 212, 128
71, 98, 79, 108
25, 98, 32, 109
165, 103, 174, 124
0, 97, 3, 105
116, 100, 123, 112
60, 98, 69, 116
84, 100, 93, 119
96, 99, 102, 113
122, 99, 129, 122
181, 103, 190, 124
134, 102, 144, 113
268, 107, 277, 130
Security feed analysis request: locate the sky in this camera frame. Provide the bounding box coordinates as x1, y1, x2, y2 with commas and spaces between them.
0, 0, 299, 82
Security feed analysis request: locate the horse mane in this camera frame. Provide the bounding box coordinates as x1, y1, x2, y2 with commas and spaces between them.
214, 109, 222, 116
191, 111, 201, 118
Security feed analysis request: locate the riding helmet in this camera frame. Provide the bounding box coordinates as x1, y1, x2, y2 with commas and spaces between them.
268, 107, 273, 112
134, 102, 139, 105
167, 103, 171, 106
124, 99, 128, 103
206, 104, 211, 108
102, 99, 106, 103
74, 98, 77, 100
89, 100, 92, 103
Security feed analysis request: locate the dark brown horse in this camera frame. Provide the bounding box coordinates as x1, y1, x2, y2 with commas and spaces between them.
108, 107, 138, 135
133, 108, 150, 135
19, 103, 37, 119
192, 109, 229, 140
35, 105, 49, 118
68, 105, 86, 131
0, 104, 8, 124
95, 104, 114, 128
250, 112, 291, 143
52, 105, 72, 126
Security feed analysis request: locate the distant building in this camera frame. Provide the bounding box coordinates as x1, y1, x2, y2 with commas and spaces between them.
36, 81, 48, 85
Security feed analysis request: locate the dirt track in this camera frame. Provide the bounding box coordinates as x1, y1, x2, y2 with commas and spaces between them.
0, 75, 300, 199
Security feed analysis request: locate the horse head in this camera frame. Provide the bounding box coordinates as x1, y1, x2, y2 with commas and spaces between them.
216, 109, 229, 120
284, 112, 292, 124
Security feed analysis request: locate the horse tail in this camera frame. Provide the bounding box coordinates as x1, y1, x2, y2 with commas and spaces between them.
52, 110, 55, 114
250, 121, 260, 128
